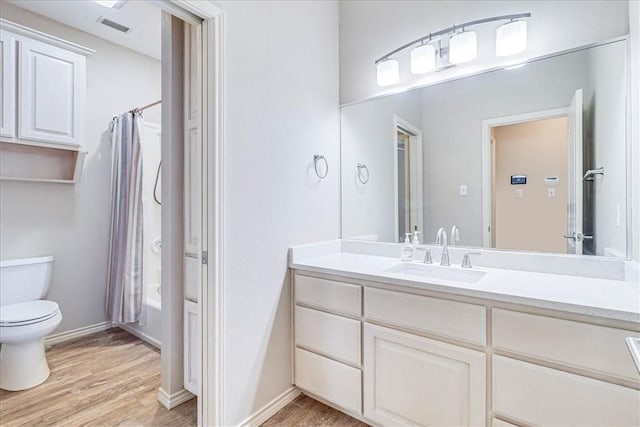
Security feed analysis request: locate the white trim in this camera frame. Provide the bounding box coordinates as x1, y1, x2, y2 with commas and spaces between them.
0, 19, 94, 56
393, 115, 424, 241
45, 321, 112, 346
157, 387, 195, 410
237, 387, 301, 427
116, 323, 161, 349
481, 107, 569, 247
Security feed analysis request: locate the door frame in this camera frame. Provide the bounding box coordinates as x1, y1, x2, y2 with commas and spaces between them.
393, 115, 424, 241
481, 107, 568, 247
155, 1, 224, 426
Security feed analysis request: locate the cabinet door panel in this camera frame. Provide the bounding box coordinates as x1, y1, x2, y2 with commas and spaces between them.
364, 324, 485, 426
184, 300, 199, 395
295, 348, 362, 414
493, 355, 640, 426
0, 31, 16, 138
18, 37, 85, 145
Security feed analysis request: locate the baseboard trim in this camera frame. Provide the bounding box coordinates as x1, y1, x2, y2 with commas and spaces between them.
116, 323, 161, 349
238, 386, 301, 427
45, 321, 113, 346
157, 387, 195, 410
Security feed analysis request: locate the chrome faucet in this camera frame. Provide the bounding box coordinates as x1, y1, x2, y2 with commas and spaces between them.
450, 225, 460, 246
435, 227, 450, 266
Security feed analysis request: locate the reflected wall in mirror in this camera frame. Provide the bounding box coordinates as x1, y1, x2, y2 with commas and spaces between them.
341, 40, 628, 257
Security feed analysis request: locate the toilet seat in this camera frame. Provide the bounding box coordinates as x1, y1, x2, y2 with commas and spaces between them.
0, 300, 60, 327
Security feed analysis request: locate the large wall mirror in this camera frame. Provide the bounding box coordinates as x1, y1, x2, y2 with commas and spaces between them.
341, 39, 629, 258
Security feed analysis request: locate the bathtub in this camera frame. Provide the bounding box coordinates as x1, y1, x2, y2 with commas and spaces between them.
119, 283, 162, 349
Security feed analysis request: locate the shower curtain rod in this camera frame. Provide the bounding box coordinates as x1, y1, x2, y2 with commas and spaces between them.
130, 100, 161, 113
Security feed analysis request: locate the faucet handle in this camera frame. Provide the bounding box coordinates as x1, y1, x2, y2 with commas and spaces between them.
423, 248, 433, 264
461, 252, 481, 268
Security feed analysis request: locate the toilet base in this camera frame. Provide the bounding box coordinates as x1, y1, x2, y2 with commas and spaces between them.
0, 338, 50, 391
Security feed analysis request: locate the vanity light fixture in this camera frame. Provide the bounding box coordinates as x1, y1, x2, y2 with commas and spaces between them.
374, 13, 531, 86
496, 20, 527, 56
95, 0, 127, 9
449, 30, 477, 64
410, 43, 436, 74
377, 59, 400, 86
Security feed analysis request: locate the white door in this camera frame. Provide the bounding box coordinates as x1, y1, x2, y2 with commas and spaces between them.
183, 22, 203, 396
566, 89, 583, 254
364, 324, 486, 426
0, 31, 16, 138
18, 37, 85, 145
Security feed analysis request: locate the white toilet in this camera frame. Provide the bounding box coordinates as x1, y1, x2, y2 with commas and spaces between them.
0, 256, 62, 391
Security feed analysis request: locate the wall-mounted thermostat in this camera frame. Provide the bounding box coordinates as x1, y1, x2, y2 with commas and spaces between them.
511, 175, 527, 185
545, 176, 560, 185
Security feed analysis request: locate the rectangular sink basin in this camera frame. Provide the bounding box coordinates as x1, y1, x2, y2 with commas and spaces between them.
385, 263, 486, 283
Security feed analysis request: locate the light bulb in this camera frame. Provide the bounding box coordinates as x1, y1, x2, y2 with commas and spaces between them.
410, 44, 436, 74
449, 30, 477, 64
496, 20, 527, 56
376, 59, 399, 86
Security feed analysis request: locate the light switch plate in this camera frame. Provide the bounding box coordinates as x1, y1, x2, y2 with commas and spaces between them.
516, 189, 523, 198
548, 188, 556, 198
459, 185, 467, 196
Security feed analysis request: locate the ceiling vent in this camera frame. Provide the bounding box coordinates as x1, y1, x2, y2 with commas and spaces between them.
97, 17, 131, 34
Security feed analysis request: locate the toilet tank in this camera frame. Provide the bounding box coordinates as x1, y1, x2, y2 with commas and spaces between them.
0, 256, 54, 306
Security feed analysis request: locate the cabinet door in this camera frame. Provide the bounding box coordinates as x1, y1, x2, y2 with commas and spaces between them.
0, 31, 16, 138
18, 37, 85, 145
184, 300, 199, 395
364, 324, 486, 426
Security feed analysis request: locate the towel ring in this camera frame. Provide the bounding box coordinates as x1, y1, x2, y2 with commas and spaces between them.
357, 163, 370, 184
314, 155, 328, 179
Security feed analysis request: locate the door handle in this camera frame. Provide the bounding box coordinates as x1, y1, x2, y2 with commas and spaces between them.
563, 233, 592, 242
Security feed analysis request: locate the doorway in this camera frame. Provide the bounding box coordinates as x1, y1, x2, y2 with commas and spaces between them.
394, 116, 424, 242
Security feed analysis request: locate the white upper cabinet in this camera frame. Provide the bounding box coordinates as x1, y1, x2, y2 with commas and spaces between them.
0, 19, 92, 147
18, 37, 85, 145
0, 31, 16, 138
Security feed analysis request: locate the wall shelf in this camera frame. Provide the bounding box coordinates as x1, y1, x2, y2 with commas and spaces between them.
0, 140, 86, 184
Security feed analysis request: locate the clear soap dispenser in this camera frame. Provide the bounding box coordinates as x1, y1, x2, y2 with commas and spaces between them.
401, 232, 413, 261
412, 230, 421, 245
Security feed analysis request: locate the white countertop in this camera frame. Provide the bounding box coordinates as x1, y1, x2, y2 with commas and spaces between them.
290, 251, 640, 323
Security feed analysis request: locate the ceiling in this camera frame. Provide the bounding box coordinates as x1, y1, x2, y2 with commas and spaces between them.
7, 0, 162, 60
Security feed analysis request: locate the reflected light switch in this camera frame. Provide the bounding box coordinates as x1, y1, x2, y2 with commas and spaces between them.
459, 185, 467, 196
516, 189, 523, 198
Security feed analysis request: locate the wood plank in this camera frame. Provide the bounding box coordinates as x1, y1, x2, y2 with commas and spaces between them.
0, 328, 196, 426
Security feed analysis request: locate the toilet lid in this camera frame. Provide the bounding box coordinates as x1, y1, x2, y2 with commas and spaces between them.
0, 300, 60, 326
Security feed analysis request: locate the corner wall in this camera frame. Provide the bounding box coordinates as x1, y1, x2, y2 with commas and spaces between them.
216, 1, 340, 424
0, 3, 161, 333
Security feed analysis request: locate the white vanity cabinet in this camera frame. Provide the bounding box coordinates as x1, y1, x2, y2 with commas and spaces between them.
292, 269, 640, 427
0, 30, 16, 138
293, 274, 363, 415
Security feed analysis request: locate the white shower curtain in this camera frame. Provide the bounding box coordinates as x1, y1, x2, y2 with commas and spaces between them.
106, 112, 144, 323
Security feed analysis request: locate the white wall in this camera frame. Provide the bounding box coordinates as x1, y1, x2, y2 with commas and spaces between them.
630, 0, 640, 262
0, 3, 161, 333
341, 90, 422, 242
216, 1, 340, 424
584, 42, 627, 256
339, 0, 629, 104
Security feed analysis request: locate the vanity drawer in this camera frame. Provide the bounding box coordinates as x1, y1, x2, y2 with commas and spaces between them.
295, 348, 362, 415
294, 274, 361, 317
493, 355, 640, 426
492, 309, 640, 382
365, 287, 486, 346
295, 305, 361, 366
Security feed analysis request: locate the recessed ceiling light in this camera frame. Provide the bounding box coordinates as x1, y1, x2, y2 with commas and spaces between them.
95, 0, 126, 9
